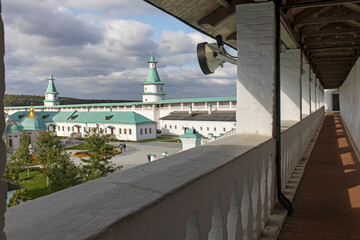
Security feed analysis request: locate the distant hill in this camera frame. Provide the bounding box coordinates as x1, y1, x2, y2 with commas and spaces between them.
4, 94, 139, 107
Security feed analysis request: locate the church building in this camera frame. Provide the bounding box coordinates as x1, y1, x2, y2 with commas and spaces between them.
6, 53, 236, 140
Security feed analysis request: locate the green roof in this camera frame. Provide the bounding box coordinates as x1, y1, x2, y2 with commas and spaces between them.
148, 53, 157, 63
20, 117, 47, 131
45, 74, 58, 94
10, 111, 156, 125
5, 96, 236, 110
143, 68, 163, 85
5, 124, 23, 135
179, 129, 204, 139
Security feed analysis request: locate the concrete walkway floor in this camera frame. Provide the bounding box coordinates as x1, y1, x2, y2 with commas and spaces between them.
278, 114, 360, 240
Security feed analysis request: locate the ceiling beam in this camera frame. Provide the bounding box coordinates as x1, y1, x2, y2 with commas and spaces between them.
217, 0, 230, 8
296, 13, 360, 26
302, 27, 360, 37
305, 43, 360, 50
281, 0, 360, 9
304, 37, 360, 46
198, 0, 250, 27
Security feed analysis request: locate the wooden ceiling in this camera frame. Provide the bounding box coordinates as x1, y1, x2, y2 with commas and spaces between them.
144, 0, 360, 89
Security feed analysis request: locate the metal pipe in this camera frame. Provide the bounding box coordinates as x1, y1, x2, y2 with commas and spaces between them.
275, 0, 294, 215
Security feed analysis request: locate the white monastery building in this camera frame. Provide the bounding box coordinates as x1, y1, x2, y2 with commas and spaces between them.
5, 53, 237, 140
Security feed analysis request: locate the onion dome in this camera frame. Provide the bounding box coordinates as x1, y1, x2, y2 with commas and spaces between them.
20, 105, 47, 131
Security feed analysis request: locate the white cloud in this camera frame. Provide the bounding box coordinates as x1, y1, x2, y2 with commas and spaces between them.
3, 0, 237, 100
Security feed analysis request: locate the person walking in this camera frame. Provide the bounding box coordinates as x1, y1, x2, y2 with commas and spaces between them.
123, 143, 126, 152
119, 143, 123, 152
147, 154, 151, 163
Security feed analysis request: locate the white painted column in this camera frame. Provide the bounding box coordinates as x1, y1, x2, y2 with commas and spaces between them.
280, 49, 301, 121
302, 63, 310, 116
236, 2, 275, 136
315, 79, 318, 110
0, 4, 6, 239
310, 73, 316, 112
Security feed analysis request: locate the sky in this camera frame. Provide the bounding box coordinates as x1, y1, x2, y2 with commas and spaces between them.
2, 0, 237, 101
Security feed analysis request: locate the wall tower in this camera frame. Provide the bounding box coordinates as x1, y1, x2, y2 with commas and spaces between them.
44, 73, 60, 106
142, 52, 166, 102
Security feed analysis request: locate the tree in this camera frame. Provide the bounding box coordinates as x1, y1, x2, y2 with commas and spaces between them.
36, 131, 81, 190
11, 133, 32, 178
81, 127, 120, 181
46, 153, 82, 191
8, 187, 30, 207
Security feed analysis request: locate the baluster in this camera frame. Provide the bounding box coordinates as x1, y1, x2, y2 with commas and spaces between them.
227, 182, 242, 240
185, 213, 199, 240
260, 157, 269, 230
208, 194, 224, 240
251, 161, 262, 238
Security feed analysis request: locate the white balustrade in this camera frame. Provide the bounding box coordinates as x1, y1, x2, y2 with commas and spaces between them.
4, 108, 324, 240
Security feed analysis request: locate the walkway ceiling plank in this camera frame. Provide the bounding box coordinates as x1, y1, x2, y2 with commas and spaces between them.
143, 0, 360, 88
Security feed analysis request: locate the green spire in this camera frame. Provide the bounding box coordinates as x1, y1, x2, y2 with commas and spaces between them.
45, 73, 58, 94
143, 52, 164, 85
148, 51, 157, 63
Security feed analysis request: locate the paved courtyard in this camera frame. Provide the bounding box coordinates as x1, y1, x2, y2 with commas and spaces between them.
66, 140, 182, 171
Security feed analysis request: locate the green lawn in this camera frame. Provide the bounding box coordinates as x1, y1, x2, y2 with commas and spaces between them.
162, 139, 181, 143
65, 143, 114, 150
18, 171, 53, 199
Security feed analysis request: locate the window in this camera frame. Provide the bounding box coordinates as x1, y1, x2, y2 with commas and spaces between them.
165, 124, 167, 128
169, 125, 172, 129
149, 128, 151, 134
223, 127, 226, 132
68, 127, 70, 131
175, 125, 177, 129
140, 129, 143, 135
214, 127, 216, 131
62, 126, 64, 131
207, 127, 209, 131
84, 127, 86, 132
119, 128, 122, 134
145, 128, 147, 134
72, 127, 74, 131
200, 127, 203, 130
58, 126, 60, 131
105, 129, 107, 134
124, 129, 127, 134
129, 129, 132, 135
145, 87, 147, 91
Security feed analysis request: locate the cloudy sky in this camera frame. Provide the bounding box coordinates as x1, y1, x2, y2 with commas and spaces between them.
2, 0, 237, 101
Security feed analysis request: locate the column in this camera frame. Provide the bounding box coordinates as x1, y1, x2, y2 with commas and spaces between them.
302, 63, 310, 116
280, 49, 301, 121
236, 2, 276, 136
310, 72, 316, 112
0, 5, 6, 239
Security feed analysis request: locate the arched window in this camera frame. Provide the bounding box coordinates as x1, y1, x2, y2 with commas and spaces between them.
9, 139, 12, 147
140, 129, 143, 135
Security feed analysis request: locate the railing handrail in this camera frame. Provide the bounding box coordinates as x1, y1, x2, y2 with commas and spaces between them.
4, 107, 325, 240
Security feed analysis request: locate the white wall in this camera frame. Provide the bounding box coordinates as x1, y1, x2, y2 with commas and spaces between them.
302, 64, 310, 116
340, 57, 360, 152
136, 123, 157, 140
281, 49, 301, 121
46, 122, 156, 141
160, 120, 235, 137
236, 2, 276, 136
324, 89, 338, 112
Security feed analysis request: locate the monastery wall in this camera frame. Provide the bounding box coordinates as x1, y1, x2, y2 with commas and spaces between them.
339, 57, 360, 158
